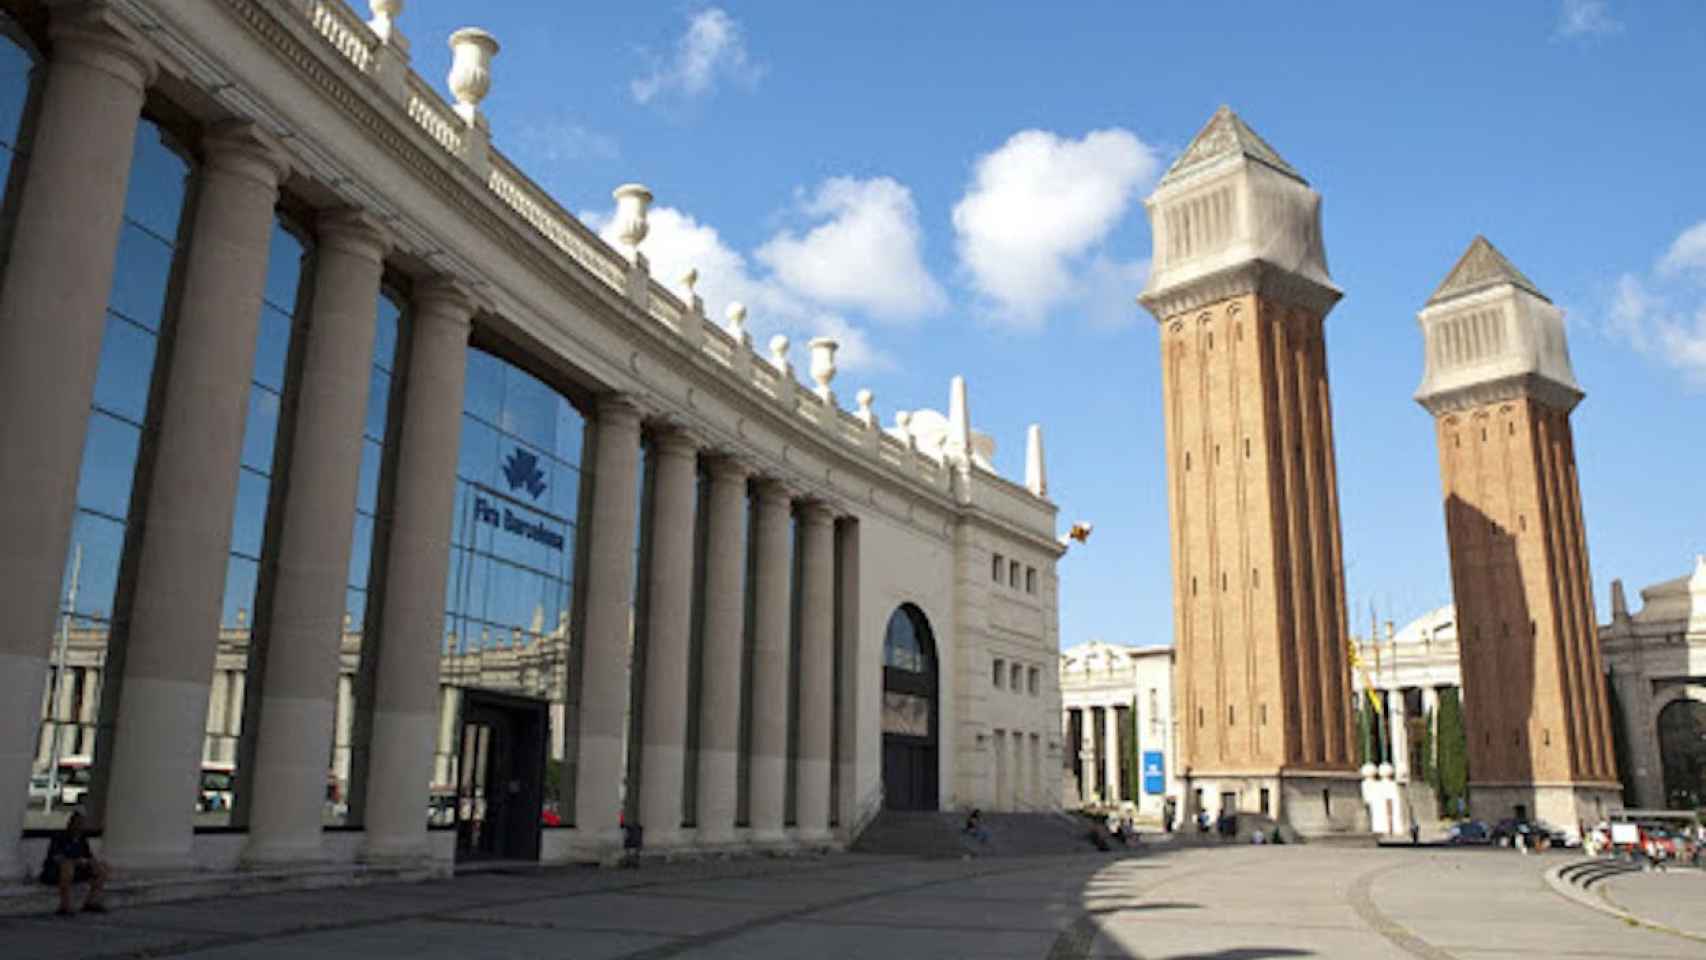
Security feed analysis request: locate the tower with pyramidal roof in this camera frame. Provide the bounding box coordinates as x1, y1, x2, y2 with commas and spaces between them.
1138, 106, 1366, 836
1415, 236, 1621, 825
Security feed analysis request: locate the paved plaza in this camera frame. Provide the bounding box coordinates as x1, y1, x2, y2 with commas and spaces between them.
3, 844, 1702, 959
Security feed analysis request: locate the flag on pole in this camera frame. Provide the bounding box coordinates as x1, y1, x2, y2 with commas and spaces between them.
1346, 636, 1383, 715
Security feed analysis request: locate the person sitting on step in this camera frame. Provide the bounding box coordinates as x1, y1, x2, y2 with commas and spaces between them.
39, 810, 108, 916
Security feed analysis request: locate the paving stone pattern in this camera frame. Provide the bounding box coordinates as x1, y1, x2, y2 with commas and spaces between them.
3, 846, 1702, 958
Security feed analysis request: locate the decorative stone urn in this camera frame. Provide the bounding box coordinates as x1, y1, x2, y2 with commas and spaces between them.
447, 28, 499, 124
807, 337, 838, 401
768, 334, 790, 371
611, 183, 653, 259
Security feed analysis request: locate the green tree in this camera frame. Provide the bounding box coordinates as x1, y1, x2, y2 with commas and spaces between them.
1417, 707, 1435, 786
1436, 689, 1469, 818
1356, 696, 1374, 766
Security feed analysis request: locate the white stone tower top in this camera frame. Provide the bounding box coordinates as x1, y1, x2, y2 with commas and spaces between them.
1138, 105, 1339, 320
1413, 235, 1583, 415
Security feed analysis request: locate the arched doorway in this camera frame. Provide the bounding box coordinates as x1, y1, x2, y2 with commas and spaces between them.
882, 604, 938, 810
1657, 699, 1706, 810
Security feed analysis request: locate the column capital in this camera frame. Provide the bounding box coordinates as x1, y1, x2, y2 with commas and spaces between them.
48, 0, 157, 93
413, 275, 476, 331
703, 451, 753, 483
797, 499, 837, 527
752, 476, 796, 506
202, 119, 292, 191
317, 207, 392, 264
648, 421, 700, 460
596, 392, 645, 427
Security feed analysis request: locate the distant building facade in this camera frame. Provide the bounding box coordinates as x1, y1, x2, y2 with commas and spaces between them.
1058, 642, 1178, 818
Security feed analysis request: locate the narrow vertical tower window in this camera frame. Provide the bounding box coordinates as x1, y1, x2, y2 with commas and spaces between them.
1414, 236, 1620, 826
1138, 106, 1362, 837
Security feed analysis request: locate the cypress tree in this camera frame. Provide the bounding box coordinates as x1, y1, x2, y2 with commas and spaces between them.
1436, 688, 1469, 818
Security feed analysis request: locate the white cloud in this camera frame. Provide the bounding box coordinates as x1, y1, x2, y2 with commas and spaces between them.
1554, 0, 1623, 40
515, 118, 619, 164
951, 128, 1162, 328
588, 195, 897, 373
756, 177, 944, 322
631, 8, 763, 105
1657, 220, 1706, 279
1606, 224, 1706, 387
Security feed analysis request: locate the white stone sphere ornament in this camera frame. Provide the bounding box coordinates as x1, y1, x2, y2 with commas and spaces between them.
808, 337, 838, 400
611, 183, 653, 258
447, 28, 499, 124
725, 302, 749, 342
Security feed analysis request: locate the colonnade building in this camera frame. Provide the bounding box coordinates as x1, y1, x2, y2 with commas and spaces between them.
0, 0, 1064, 883
1058, 642, 1179, 819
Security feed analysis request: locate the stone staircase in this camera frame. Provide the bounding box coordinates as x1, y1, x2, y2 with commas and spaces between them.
1555, 857, 1645, 891
851, 810, 1102, 858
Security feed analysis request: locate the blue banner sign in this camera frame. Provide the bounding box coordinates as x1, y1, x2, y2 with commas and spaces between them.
1142, 750, 1165, 795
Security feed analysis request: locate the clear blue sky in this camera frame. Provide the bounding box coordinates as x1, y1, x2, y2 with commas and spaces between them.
398, 0, 1704, 647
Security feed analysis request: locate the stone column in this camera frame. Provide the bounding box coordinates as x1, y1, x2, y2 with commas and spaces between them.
0, 7, 153, 879
1389, 689, 1411, 782
834, 518, 862, 825
747, 479, 794, 843
243, 211, 388, 865
570, 395, 644, 850
694, 455, 750, 846
794, 501, 836, 841
101, 122, 289, 871
361, 278, 473, 862
636, 427, 699, 849
1103, 706, 1122, 805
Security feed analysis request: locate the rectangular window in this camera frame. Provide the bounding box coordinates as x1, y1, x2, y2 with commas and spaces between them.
1025, 567, 1036, 594
1260, 788, 1271, 815
992, 658, 1004, 688
1009, 560, 1020, 588
1027, 666, 1039, 695
1010, 662, 1022, 692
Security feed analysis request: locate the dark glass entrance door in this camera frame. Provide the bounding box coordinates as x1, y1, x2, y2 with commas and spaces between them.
454, 690, 546, 862
881, 605, 939, 811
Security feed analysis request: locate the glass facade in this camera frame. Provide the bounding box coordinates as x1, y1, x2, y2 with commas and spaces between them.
438, 349, 584, 823
200, 220, 309, 826
26, 121, 193, 829
0, 16, 40, 257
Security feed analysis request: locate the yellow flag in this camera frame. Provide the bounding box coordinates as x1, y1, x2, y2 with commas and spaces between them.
1347, 637, 1383, 715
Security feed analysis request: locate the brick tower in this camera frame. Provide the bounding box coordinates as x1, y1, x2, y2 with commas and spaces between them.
1414, 236, 1621, 826
1138, 107, 1365, 836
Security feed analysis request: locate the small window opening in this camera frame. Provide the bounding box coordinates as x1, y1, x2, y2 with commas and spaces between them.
992, 554, 1003, 582
1244, 437, 1251, 458
1197, 707, 1205, 727
992, 659, 1004, 688
1228, 705, 1235, 726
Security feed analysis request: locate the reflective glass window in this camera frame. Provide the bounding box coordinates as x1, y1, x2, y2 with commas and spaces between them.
327, 291, 399, 825
438, 349, 584, 827
0, 17, 41, 263
203, 220, 307, 826
28, 121, 191, 830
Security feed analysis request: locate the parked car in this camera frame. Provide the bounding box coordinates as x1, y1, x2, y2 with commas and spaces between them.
1447, 820, 1490, 845
1530, 820, 1576, 848
54, 756, 92, 807
196, 763, 236, 812
28, 773, 54, 808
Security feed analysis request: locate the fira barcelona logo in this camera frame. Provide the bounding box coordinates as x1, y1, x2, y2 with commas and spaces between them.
501, 447, 547, 499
